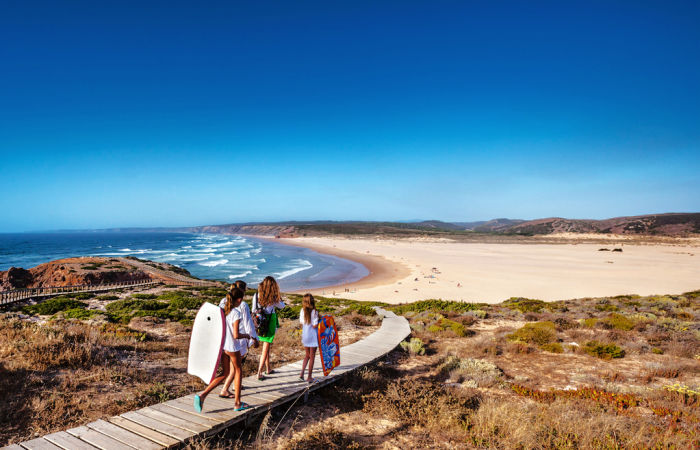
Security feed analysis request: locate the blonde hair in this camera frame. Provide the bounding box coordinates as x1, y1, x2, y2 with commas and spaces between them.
224, 287, 244, 316
302, 293, 316, 325
257, 276, 280, 307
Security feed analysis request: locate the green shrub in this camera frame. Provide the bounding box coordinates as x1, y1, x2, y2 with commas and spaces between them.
540, 342, 564, 353
340, 304, 377, 316
23, 297, 87, 316
595, 303, 619, 312
391, 299, 488, 315
400, 338, 426, 355
428, 324, 442, 333
132, 293, 158, 300
583, 341, 625, 359
603, 313, 636, 331
503, 298, 551, 313
507, 321, 557, 346
580, 318, 598, 328
96, 294, 119, 301
652, 347, 664, 355
61, 308, 101, 320
278, 305, 301, 320
65, 292, 94, 300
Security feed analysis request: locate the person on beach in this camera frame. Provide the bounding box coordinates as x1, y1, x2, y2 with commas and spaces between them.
299, 293, 319, 383
219, 280, 258, 364
217, 287, 253, 410
253, 276, 285, 380
194, 288, 247, 412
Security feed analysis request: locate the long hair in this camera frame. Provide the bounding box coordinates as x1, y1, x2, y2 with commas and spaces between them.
302, 293, 316, 325
257, 276, 280, 307
224, 287, 245, 316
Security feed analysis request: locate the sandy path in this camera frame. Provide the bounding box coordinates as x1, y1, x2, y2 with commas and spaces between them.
281, 237, 700, 304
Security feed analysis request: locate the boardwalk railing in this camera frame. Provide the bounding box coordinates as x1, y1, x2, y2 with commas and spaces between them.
0, 279, 159, 306
3, 307, 411, 450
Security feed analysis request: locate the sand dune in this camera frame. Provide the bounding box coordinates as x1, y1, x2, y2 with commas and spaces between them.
283, 236, 700, 304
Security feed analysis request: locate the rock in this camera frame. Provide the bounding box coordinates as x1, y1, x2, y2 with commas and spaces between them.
1, 266, 34, 290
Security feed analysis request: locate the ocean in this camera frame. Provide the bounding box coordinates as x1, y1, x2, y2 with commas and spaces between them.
0, 232, 368, 291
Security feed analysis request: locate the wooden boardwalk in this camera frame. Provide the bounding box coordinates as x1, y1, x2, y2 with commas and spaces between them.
3, 307, 410, 450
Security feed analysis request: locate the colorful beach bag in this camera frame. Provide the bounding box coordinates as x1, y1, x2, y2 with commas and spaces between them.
317, 315, 341, 376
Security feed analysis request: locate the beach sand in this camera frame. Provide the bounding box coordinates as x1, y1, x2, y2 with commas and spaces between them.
282, 236, 700, 304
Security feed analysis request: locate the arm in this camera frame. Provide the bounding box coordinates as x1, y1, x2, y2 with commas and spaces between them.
232, 319, 251, 340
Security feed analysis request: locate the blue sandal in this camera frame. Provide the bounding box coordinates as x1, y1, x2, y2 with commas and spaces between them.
194, 395, 202, 413
235, 402, 252, 411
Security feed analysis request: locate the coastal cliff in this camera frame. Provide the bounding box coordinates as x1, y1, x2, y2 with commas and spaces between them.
0, 257, 197, 290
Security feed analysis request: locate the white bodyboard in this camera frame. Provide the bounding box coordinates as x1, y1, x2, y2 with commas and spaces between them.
187, 302, 225, 384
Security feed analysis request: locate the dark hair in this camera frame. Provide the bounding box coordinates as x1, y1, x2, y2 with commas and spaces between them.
224, 287, 245, 316
234, 280, 247, 292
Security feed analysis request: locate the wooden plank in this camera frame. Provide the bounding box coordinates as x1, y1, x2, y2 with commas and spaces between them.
19, 438, 63, 450
3, 444, 27, 450
149, 403, 220, 427
135, 408, 210, 434
86, 420, 163, 450
120, 412, 193, 441
107, 417, 178, 448
44, 431, 98, 450
66, 426, 131, 450
166, 397, 235, 423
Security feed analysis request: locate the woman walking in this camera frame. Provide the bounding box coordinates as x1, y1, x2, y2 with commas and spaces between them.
253, 276, 285, 380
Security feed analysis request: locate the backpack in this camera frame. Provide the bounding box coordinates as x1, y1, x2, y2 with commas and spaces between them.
253, 294, 271, 337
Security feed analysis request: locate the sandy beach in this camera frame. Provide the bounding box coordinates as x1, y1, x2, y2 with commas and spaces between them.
282, 236, 700, 304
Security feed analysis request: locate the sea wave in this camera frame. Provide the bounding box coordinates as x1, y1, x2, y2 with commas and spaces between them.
274, 259, 313, 280
199, 259, 229, 267
228, 271, 253, 279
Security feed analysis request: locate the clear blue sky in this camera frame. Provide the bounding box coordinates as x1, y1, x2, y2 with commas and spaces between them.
1, 1, 698, 232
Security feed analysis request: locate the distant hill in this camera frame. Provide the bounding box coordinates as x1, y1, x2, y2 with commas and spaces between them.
192, 213, 700, 238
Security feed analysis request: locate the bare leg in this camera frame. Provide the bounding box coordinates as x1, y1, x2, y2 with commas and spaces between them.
199, 353, 230, 404
232, 352, 243, 408
265, 343, 272, 373
220, 351, 236, 396
307, 347, 317, 381
257, 341, 271, 377
300, 347, 309, 378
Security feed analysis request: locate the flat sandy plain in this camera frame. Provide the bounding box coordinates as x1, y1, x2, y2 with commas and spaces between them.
283, 235, 700, 304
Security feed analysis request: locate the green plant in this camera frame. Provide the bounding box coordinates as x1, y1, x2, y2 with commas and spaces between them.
61, 308, 100, 320
390, 299, 488, 315
23, 297, 87, 316
580, 318, 598, 328
400, 338, 426, 355
540, 342, 564, 353
96, 294, 119, 301
583, 341, 625, 359
507, 321, 557, 346
603, 313, 636, 331
503, 297, 551, 313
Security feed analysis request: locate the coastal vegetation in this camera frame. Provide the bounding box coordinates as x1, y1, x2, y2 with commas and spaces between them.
2, 283, 698, 447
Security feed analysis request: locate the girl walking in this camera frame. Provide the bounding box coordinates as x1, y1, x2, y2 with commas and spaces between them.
299, 293, 319, 383
253, 276, 285, 380
196, 287, 253, 411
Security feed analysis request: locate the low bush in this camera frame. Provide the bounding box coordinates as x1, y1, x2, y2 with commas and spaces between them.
96, 294, 119, 301
502, 297, 551, 313
400, 338, 426, 355
583, 341, 625, 359
603, 313, 636, 331
23, 297, 87, 316
507, 321, 557, 346
540, 342, 564, 353
439, 355, 502, 387
390, 299, 488, 315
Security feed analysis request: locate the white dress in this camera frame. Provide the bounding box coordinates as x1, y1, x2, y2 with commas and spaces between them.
223, 307, 244, 353
299, 309, 319, 348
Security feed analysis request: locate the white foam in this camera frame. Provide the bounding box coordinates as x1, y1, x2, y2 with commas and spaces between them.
275, 259, 313, 280
199, 259, 229, 267
228, 271, 253, 279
